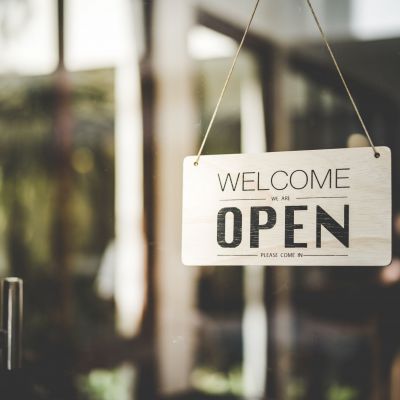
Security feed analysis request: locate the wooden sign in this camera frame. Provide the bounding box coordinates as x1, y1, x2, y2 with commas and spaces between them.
182, 147, 391, 266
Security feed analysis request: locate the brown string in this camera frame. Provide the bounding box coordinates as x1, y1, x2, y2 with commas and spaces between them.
305, 0, 379, 157
194, 0, 261, 166
194, 0, 380, 164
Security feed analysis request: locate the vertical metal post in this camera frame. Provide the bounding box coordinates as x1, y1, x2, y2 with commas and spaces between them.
1, 278, 23, 370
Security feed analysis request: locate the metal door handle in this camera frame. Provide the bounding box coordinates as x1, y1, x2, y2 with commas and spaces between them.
0, 278, 23, 370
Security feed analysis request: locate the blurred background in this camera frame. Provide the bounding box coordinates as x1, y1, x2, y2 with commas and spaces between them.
0, 0, 399, 399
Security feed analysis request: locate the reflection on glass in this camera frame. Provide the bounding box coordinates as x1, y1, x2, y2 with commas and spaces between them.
0, 0, 399, 399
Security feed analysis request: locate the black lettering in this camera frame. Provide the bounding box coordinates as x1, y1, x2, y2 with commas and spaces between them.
316, 205, 349, 248
311, 169, 332, 189
285, 206, 307, 248
271, 170, 288, 191
336, 168, 350, 189
242, 172, 256, 191
290, 169, 309, 190
217, 208, 242, 248
257, 172, 269, 191
250, 207, 277, 248
218, 173, 240, 192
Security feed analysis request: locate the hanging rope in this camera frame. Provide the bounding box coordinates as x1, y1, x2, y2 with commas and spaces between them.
194, 0, 261, 165
194, 0, 379, 164
305, 0, 379, 157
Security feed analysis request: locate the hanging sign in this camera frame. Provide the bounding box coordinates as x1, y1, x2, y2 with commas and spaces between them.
182, 147, 391, 266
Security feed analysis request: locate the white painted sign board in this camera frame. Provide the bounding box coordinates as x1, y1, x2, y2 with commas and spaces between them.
182, 147, 391, 266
